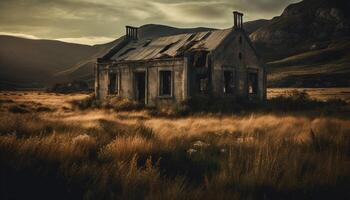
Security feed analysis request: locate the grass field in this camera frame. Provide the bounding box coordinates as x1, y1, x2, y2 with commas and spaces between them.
268, 88, 350, 102
0, 90, 349, 199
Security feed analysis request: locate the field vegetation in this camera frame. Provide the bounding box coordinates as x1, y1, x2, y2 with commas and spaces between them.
0, 90, 349, 199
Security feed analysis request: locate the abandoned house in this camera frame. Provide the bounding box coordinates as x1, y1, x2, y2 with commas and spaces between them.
95, 11, 266, 107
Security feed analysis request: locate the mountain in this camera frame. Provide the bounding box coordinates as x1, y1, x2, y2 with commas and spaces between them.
251, 0, 350, 61
243, 19, 270, 34
0, 36, 98, 89
249, 0, 350, 87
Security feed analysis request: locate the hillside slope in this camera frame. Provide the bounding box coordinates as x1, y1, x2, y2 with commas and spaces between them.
267, 37, 350, 87
0, 36, 98, 89
249, 0, 350, 87
251, 0, 350, 62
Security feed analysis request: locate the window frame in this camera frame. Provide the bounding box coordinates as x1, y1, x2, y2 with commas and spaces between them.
196, 73, 209, 94
158, 69, 173, 98
223, 69, 236, 95
108, 72, 119, 95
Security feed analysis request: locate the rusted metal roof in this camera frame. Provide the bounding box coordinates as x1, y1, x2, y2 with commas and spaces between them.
109, 29, 232, 61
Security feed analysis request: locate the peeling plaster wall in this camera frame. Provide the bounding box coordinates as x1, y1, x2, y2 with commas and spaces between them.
212, 30, 265, 100
98, 58, 184, 107
97, 64, 109, 99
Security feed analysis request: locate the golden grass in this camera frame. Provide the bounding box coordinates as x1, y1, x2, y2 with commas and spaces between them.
268, 88, 350, 102
0, 91, 350, 199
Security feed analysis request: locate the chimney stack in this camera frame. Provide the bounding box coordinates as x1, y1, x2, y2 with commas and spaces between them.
233, 11, 244, 29
126, 26, 138, 40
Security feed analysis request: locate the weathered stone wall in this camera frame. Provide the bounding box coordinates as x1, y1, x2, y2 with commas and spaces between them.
98, 58, 184, 107
211, 30, 265, 100
96, 63, 109, 99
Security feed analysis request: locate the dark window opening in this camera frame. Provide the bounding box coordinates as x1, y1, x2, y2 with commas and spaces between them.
159, 71, 172, 96
197, 74, 208, 94
193, 51, 208, 68
143, 39, 152, 47
248, 72, 258, 95
159, 41, 179, 54
201, 32, 212, 40
239, 52, 242, 60
224, 71, 235, 94
135, 72, 146, 103
109, 73, 118, 94
187, 33, 196, 41
239, 36, 242, 44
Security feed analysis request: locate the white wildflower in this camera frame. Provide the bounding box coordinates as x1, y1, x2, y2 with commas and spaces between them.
187, 148, 197, 155
193, 140, 210, 148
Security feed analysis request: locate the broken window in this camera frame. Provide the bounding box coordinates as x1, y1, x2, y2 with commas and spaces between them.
197, 74, 208, 94
159, 71, 172, 96
223, 70, 235, 94
201, 32, 212, 40
193, 51, 208, 68
108, 73, 118, 94
187, 33, 196, 41
143, 39, 152, 47
248, 72, 258, 95
238, 52, 242, 60
159, 41, 179, 54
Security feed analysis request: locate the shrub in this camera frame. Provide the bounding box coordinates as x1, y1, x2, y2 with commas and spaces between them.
8, 105, 30, 113
49, 81, 90, 93
36, 106, 53, 112
175, 95, 260, 114
267, 90, 324, 111
70, 94, 101, 110
103, 96, 143, 111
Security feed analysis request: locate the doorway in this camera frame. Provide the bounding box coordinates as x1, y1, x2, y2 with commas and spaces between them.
134, 72, 146, 104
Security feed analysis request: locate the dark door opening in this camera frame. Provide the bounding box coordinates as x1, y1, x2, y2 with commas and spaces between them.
108, 73, 117, 95
224, 71, 235, 94
135, 72, 146, 104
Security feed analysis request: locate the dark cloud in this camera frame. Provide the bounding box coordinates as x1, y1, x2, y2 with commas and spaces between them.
0, 0, 300, 44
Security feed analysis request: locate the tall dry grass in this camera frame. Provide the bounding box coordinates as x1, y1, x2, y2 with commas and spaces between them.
0, 91, 350, 199
0, 110, 349, 199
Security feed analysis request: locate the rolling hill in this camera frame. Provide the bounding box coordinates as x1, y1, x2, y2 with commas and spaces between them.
267, 37, 350, 87
0, 36, 98, 89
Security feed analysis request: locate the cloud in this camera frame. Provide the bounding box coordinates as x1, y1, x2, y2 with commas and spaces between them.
0, 32, 39, 39
56, 36, 115, 45
151, 1, 229, 24
0, 0, 301, 45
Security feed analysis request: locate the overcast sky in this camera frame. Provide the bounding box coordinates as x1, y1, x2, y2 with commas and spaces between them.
0, 0, 300, 45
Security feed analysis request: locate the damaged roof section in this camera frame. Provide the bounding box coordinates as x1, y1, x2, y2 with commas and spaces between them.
106, 29, 232, 62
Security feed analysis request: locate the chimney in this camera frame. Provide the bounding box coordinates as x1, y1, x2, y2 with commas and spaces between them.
126, 26, 138, 40
233, 11, 244, 29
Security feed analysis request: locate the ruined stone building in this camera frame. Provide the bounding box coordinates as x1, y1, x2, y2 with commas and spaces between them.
95, 11, 266, 107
